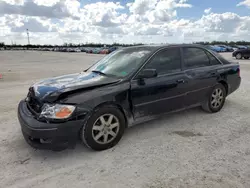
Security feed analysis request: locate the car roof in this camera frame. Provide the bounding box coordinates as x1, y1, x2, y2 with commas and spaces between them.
120, 44, 207, 52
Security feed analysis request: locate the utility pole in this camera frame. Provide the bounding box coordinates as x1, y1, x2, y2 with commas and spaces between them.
26, 29, 30, 45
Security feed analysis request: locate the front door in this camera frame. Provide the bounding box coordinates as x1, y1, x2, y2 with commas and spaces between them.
130, 47, 188, 119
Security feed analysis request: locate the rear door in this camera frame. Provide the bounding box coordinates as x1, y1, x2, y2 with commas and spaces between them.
182, 47, 222, 106
130, 47, 188, 119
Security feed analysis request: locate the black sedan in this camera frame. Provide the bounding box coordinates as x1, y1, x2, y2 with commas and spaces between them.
18, 44, 241, 151
233, 48, 250, 59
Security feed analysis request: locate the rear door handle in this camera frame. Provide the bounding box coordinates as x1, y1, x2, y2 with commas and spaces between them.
176, 79, 185, 84
210, 71, 217, 76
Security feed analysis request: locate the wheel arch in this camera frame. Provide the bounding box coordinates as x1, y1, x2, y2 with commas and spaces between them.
218, 80, 228, 95
93, 102, 129, 128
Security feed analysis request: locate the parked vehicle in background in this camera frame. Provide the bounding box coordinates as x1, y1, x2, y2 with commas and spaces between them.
207, 45, 218, 52
2, 46, 117, 54
215, 45, 227, 52
232, 47, 238, 51
61, 48, 68, 52
208, 45, 225, 52
85, 47, 93, 53
109, 46, 118, 53
74, 48, 81, 52
53, 48, 59, 52
232, 48, 250, 59
236, 45, 248, 50
93, 48, 102, 54
68, 48, 77, 52
80, 47, 86, 52
218, 45, 234, 52
18, 44, 241, 151
99, 48, 109, 54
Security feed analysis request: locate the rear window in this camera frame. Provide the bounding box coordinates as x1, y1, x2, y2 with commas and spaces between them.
208, 50, 229, 64
205, 51, 222, 65
183, 47, 210, 69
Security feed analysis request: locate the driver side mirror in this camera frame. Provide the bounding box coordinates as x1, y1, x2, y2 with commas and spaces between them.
137, 69, 158, 79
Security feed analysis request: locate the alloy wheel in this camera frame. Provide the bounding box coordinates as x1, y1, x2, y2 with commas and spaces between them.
92, 114, 120, 145
211, 88, 224, 108
236, 53, 242, 59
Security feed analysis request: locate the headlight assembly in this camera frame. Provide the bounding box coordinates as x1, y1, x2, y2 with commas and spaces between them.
40, 104, 76, 119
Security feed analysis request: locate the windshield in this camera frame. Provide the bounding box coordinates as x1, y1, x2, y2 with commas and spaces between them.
87, 48, 152, 78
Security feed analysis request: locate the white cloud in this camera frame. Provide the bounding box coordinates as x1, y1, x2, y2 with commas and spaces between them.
1, 0, 24, 5
0, 14, 59, 33
237, 0, 250, 8
0, 0, 250, 44
204, 8, 211, 14
82, 2, 125, 27
196, 12, 241, 33
0, 0, 80, 19
127, 0, 156, 15
136, 25, 162, 35
127, 0, 192, 23
33, 0, 60, 7
11, 17, 58, 32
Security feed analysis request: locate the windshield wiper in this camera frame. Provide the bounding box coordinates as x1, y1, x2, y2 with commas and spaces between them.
91, 70, 107, 76
91, 70, 121, 78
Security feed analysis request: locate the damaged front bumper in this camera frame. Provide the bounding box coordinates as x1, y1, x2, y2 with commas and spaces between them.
18, 100, 85, 151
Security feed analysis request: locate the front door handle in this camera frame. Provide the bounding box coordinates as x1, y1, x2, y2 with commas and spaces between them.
176, 79, 185, 84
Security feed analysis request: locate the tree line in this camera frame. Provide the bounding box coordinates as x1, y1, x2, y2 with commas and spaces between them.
193, 41, 250, 46
1, 41, 250, 48
0, 42, 144, 48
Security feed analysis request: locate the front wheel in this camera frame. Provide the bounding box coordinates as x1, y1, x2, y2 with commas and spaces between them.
236, 53, 242, 59
81, 106, 126, 151
202, 84, 226, 113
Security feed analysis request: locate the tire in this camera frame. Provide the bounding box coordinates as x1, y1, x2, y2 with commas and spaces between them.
81, 106, 126, 151
202, 84, 226, 113
244, 57, 249, 59
236, 53, 242, 59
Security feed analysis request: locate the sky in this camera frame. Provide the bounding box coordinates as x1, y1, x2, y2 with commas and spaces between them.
0, 0, 250, 45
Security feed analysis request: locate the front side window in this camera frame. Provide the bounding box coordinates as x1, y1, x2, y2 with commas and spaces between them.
183, 47, 210, 69
143, 48, 181, 75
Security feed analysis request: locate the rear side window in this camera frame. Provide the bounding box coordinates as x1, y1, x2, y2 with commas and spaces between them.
183, 47, 210, 69
143, 48, 181, 75
205, 51, 222, 65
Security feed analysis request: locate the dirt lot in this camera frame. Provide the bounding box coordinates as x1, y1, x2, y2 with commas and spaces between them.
0, 51, 250, 188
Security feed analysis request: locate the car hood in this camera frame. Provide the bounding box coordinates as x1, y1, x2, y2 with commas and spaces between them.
31, 72, 120, 102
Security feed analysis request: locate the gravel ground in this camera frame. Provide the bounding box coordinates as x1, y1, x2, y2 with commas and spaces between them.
0, 51, 249, 188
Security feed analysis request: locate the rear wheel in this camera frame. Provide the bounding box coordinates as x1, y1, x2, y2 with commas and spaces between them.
236, 53, 242, 59
244, 57, 249, 59
202, 84, 226, 113
81, 106, 126, 151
